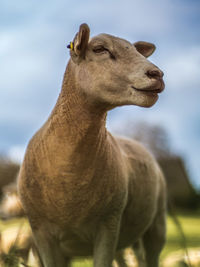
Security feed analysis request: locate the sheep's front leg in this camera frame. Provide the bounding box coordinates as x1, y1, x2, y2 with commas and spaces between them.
94, 214, 122, 267
31, 227, 70, 267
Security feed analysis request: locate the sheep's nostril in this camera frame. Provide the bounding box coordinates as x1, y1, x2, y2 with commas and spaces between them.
146, 69, 164, 79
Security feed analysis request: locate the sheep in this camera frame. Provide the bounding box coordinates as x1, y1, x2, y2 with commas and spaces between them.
0, 225, 43, 267
0, 182, 41, 266
18, 23, 166, 267
0, 225, 32, 266
0, 182, 25, 220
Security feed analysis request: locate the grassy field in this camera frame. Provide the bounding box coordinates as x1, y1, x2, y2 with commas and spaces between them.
162, 212, 200, 256
0, 211, 199, 266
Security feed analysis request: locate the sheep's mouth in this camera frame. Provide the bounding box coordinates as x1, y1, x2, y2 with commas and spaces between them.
131, 84, 164, 95
132, 87, 162, 93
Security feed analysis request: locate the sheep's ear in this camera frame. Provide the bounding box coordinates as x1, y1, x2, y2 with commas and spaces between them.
134, 41, 156, 57
70, 23, 90, 64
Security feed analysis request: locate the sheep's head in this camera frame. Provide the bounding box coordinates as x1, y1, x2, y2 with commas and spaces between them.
69, 23, 165, 109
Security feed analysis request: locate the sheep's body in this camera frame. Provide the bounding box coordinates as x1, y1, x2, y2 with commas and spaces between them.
18, 24, 166, 267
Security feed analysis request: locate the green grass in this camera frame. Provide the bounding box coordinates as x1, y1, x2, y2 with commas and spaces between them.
0, 217, 28, 231
161, 211, 200, 259
0, 212, 199, 266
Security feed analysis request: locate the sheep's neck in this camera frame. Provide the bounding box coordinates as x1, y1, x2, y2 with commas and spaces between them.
47, 64, 108, 157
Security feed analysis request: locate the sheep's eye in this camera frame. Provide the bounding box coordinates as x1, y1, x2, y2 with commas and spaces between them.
92, 46, 116, 60
93, 46, 106, 53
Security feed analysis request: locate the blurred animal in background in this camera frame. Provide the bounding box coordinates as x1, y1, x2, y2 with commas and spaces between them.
0, 182, 41, 267
0, 224, 33, 267
0, 182, 24, 220
0, 159, 34, 266
18, 23, 166, 267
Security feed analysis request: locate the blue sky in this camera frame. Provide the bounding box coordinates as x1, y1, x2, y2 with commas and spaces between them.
1, 0, 200, 188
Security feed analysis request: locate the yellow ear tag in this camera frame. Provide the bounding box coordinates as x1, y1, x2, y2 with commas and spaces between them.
70, 42, 74, 50
67, 42, 74, 50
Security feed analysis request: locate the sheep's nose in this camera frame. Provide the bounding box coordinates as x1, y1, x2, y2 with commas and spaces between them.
146, 69, 164, 79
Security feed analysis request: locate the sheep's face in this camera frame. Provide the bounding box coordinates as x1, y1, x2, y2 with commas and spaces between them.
70, 24, 165, 109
